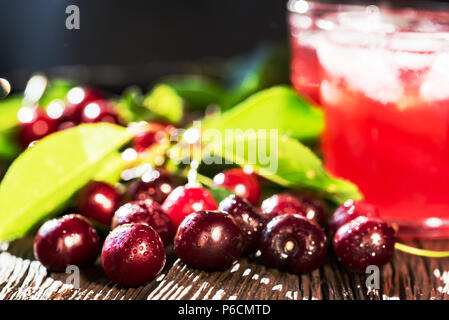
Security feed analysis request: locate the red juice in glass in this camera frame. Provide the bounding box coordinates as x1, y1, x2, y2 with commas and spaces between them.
316, 7, 449, 238
290, 36, 321, 104
288, 0, 331, 105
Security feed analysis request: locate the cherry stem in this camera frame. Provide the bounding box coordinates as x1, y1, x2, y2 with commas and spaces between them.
196, 173, 213, 188
183, 161, 215, 189
395, 242, 449, 258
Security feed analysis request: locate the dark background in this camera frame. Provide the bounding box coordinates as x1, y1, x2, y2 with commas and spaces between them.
0, 0, 288, 88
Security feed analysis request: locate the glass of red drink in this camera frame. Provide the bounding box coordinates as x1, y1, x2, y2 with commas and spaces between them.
303, 1, 449, 238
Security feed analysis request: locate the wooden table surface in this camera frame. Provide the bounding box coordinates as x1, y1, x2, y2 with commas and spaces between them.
0, 236, 448, 300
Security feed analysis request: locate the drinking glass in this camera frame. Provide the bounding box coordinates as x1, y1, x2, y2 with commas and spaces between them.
289, 0, 449, 238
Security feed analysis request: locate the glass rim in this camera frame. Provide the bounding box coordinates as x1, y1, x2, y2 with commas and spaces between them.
287, 0, 363, 15
287, 0, 449, 15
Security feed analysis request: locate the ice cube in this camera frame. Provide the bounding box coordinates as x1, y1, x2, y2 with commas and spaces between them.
316, 31, 403, 104
420, 52, 449, 101
316, 9, 449, 104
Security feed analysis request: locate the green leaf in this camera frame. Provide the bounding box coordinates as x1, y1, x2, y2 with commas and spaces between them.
203, 86, 324, 141
92, 151, 126, 184
0, 123, 133, 241
208, 186, 233, 203
39, 79, 74, 107
144, 84, 183, 124
0, 131, 21, 160
203, 131, 362, 204
222, 45, 290, 108
116, 86, 153, 123
0, 94, 23, 132
0, 95, 24, 159
161, 75, 226, 109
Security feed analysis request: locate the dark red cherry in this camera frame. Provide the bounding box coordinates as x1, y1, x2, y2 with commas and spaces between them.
218, 195, 267, 253
112, 199, 175, 245
174, 210, 244, 271
162, 185, 218, 228
260, 194, 306, 218
213, 168, 261, 205
128, 169, 177, 204
333, 216, 396, 273
133, 123, 169, 152
102, 223, 166, 287
80, 100, 120, 124
33, 214, 101, 271
76, 181, 121, 227
18, 107, 57, 147
260, 214, 327, 274
65, 86, 104, 123
329, 200, 380, 235
297, 195, 328, 229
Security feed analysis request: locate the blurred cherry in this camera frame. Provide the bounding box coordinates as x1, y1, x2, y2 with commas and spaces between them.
128, 169, 178, 204
77, 181, 121, 227
64, 86, 104, 123
162, 185, 218, 228
133, 123, 169, 152
213, 168, 261, 205
81, 100, 120, 124
18, 107, 57, 147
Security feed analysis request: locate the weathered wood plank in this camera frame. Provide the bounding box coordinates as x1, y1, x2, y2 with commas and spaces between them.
1, 236, 449, 300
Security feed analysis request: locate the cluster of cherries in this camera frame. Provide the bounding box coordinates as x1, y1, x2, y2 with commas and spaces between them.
18, 87, 121, 147
33, 161, 396, 287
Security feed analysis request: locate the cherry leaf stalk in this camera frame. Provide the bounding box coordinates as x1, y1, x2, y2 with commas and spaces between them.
395, 243, 449, 258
